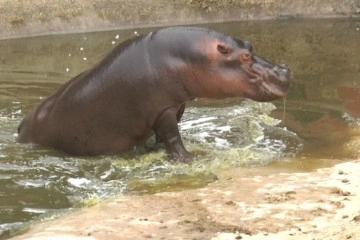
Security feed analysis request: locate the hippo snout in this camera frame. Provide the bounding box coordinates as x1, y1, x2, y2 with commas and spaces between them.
273, 64, 292, 83
274, 64, 289, 72
265, 64, 292, 98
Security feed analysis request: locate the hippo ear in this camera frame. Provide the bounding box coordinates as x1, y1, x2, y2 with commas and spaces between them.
217, 43, 232, 55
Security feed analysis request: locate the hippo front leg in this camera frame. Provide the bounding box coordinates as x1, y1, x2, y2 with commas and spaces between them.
153, 107, 192, 163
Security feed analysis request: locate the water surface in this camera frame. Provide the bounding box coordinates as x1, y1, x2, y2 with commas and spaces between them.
0, 18, 359, 238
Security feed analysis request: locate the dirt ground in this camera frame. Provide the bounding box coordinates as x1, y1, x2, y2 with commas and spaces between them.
10, 160, 360, 240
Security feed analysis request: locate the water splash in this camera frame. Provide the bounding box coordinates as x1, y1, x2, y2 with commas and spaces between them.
0, 97, 301, 235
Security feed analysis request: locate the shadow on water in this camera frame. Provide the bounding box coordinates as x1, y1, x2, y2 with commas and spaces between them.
0, 18, 359, 237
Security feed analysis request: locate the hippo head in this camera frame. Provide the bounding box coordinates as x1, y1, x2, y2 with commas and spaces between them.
232, 40, 292, 102
175, 29, 292, 102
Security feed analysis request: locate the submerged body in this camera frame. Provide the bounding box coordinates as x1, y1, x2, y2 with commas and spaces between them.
17, 27, 291, 161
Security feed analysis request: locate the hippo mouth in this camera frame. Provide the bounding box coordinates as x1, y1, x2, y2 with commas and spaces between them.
249, 56, 291, 98
258, 64, 291, 97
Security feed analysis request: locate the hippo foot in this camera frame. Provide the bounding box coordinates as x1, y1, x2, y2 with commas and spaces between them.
153, 107, 194, 163
170, 150, 193, 163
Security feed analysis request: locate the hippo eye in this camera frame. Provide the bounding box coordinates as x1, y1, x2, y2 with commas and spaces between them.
217, 44, 232, 55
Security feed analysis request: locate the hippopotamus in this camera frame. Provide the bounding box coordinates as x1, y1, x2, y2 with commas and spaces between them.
17, 27, 291, 162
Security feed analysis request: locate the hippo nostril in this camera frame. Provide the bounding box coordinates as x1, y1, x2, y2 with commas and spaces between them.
274, 64, 289, 72
278, 64, 289, 71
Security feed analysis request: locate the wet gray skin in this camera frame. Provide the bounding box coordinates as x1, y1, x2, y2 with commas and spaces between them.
16, 27, 291, 161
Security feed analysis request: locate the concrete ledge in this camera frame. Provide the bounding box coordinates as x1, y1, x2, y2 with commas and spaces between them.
0, 0, 359, 39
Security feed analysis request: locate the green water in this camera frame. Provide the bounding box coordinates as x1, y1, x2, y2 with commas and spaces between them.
0, 18, 359, 238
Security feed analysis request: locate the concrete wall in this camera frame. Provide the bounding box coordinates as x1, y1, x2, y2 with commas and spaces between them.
0, 0, 359, 39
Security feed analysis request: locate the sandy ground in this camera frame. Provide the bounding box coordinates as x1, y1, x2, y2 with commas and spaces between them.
10, 160, 360, 240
